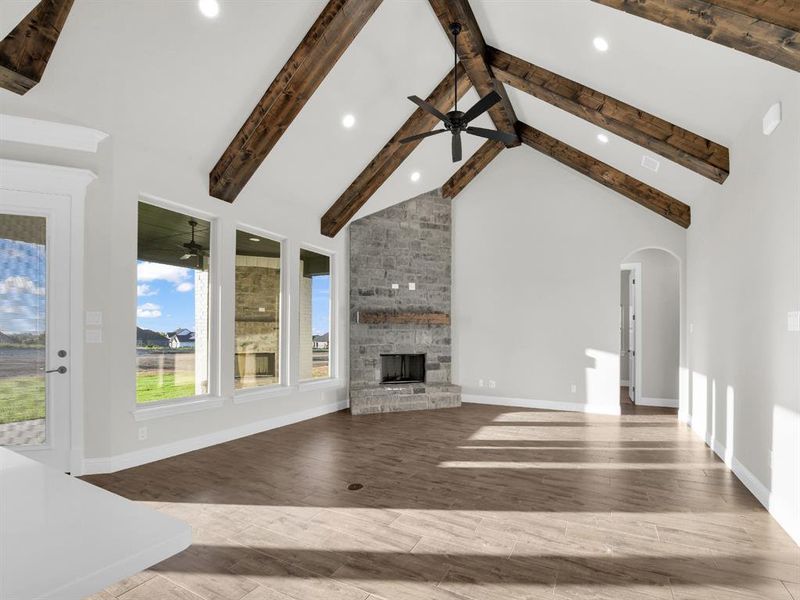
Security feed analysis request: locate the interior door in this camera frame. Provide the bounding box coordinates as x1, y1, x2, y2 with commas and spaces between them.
0, 190, 71, 471
628, 273, 636, 403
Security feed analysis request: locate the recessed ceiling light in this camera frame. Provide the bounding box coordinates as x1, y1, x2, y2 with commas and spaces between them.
249, 237, 260, 242
410, 171, 421, 183
593, 37, 609, 52
198, 0, 219, 18
341, 113, 356, 128
596, 133, 609, 144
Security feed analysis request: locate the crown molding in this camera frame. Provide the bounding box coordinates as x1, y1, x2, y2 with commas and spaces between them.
0, 114, 108, 153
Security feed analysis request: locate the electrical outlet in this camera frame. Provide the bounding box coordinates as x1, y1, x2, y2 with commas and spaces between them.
488, 380, 496, 389
478, 379, 484, 387
138, 426, 147, 441
408, 282, 416, 291
391, 283, 399, 290
571, 384, 577, 394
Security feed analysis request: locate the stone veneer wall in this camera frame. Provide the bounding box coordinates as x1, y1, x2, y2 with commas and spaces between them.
349, 189, 460, 415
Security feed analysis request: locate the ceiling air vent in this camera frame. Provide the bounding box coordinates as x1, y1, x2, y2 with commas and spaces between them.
641, 155, 660, 172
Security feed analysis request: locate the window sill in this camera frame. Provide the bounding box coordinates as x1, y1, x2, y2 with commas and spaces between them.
233, 385, 293, 405
132, 396, 226, 421
297, 378, 344, 392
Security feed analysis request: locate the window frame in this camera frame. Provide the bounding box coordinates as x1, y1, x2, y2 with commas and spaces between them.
231, 224, 289, 403
132, 195, 220, 415
297, 243, 336, 385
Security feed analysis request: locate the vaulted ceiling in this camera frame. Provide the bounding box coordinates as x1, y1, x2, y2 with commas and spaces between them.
2, 0, 798, 236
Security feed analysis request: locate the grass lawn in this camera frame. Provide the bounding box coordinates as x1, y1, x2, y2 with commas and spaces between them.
0, 375, 45, 424
0, 373, 198, 424
136, 372, 196, 403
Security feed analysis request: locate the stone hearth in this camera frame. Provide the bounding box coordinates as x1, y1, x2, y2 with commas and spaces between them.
349, 189, 460, 415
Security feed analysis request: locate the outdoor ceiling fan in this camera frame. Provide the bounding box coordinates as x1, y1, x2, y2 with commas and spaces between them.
398, 22, 517, 162
180, 220, 207, 269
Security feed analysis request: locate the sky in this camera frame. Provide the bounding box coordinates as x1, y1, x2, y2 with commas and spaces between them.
312, 275, 330, 336
136, 260, 331, 337
136, 260, 196, 333
0, 238, 46, 334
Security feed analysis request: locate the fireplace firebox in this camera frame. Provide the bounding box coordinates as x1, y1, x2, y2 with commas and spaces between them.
380, 353, 426, 384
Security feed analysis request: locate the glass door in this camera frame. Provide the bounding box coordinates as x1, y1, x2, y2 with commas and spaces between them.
0, 190, 71, 471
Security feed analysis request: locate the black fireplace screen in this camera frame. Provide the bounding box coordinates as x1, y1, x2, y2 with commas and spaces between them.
380, 353, 426, 384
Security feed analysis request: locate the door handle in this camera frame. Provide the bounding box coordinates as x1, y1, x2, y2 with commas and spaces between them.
45, 366, 68, 374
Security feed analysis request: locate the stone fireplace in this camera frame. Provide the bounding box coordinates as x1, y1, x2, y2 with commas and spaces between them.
349, 189, 461, 415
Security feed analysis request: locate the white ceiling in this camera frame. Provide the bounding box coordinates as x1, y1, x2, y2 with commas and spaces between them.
2, 0, 797, 225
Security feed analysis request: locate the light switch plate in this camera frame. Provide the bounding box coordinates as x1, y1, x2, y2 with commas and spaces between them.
409, 282, 416, 291
85, 311, 102, 326
85, 329, 102, 344
788, 311, 800, 332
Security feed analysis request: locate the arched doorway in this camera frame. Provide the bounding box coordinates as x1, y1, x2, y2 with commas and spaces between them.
620, 248, 681, 410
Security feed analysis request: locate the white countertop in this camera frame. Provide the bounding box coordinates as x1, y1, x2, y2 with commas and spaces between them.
0, 448, 191, 600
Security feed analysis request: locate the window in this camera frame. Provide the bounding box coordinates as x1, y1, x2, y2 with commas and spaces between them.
234, 231, 281, 390
136, 202, 210, 403
299, 248, 331, 380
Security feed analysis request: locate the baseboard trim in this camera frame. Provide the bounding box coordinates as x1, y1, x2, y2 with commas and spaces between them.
638, 397, 679, 408
462, 394, 621, 416
685, 417, 800, 546
82, 399, 349, 475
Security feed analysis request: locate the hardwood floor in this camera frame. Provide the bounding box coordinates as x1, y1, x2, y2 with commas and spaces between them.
84, 394, 799, 600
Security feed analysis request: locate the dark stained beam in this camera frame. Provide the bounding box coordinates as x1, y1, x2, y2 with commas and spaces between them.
591, 0, 800, 72
0, 0, 74, 95
427, 0, 520, 146
516, 121, 691, 228
488, 46, 730, 183
441, 139, 503, 199
210, 0, 383, 203
321, 64, 472, 237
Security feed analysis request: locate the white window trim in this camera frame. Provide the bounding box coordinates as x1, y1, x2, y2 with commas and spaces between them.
134, 194, 220, 411
132, 395, 226, 421
297, 243, 338, 384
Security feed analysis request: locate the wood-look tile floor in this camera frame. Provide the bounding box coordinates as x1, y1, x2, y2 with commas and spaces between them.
84, 391, 799, 600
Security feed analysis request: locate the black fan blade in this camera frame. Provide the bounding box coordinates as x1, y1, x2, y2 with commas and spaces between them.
398, 129, 447, 144
408, 95, 450, 123
461, 91, 501, 124
452, 132, 462, 162
466, 126, 518, 145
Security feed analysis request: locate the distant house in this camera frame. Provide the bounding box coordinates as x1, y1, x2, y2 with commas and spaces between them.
167, 329, 195, 349
136, 327, 168, 347
0, 331, 13, 344
312, 333, 329, 350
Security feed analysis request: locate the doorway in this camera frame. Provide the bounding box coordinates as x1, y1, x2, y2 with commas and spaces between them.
1, 189, 73, 471
620, 263, 640, 405
620, 249, 681, 412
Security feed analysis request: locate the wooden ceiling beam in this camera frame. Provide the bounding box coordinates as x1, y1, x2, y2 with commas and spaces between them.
209, 0, 383, 203
488, 46, 730, 183
427, 0, 520, 146
0, 0, 74, 95
590, 0, 800, 72
441, 139, 504, 199
516, 121, 691, 228
321, 64, 472, 237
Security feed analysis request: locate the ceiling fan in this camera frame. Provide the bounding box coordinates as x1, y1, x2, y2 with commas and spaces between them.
180, 220, 207, 268
399, 22, 517, 162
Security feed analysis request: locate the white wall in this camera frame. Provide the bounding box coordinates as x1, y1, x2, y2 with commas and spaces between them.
452, 148, 686, 414
686, 81, 800, 543
625, 248, 680, 402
